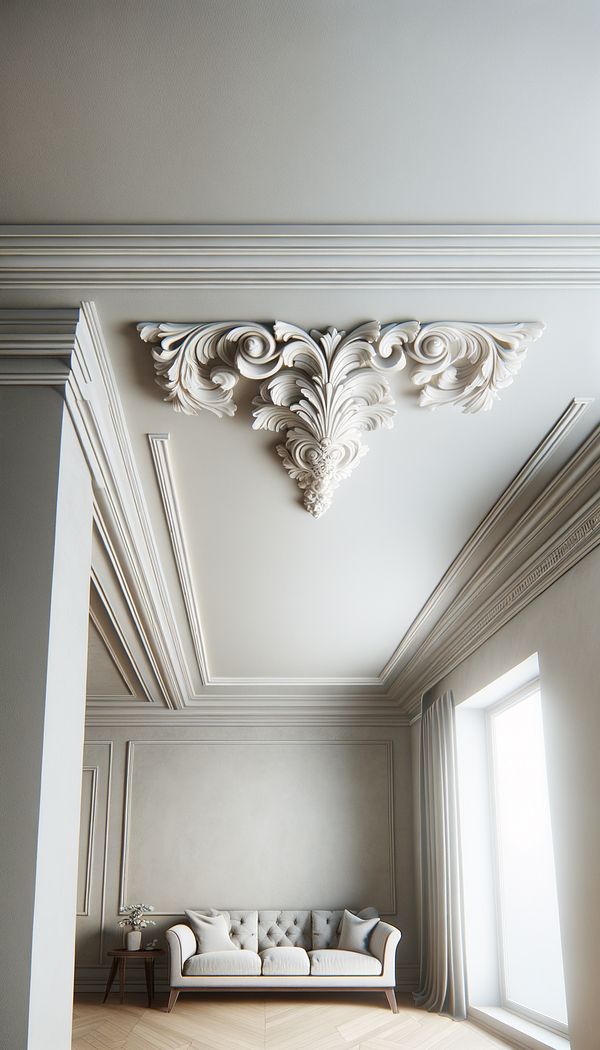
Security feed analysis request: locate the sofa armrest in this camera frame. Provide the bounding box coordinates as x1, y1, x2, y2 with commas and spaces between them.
166, 924, 197, 983
369, 921, 401, 984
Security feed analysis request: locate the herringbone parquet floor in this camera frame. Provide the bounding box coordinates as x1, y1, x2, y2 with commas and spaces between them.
72, 993, 513, 1050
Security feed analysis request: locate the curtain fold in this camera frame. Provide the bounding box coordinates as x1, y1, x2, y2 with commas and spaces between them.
414, 689, 467, 1019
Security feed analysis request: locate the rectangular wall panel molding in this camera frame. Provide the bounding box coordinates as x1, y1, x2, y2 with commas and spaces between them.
119, 740, 397, 915
76, 767, 98, 916
74, 742, 113, 965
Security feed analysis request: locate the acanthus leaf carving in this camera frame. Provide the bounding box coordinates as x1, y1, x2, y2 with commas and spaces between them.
139, 319, 545, 516
252, 321, 396, 518
402, 321, 546, 413
137, 321, 281, 417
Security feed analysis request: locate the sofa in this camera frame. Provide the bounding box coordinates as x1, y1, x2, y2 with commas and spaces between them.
166, 908, 402, 1013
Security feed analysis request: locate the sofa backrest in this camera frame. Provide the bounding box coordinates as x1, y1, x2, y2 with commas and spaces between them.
208, 907, 367, 952
311, 909, 345, 949
225, 910, 259, 952
257, 910, 311, 950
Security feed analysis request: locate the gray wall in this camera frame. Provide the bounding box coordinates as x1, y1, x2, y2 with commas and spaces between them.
76, 723, 418, 992
0, 390, 93, 1050
412, 545, 600, 1050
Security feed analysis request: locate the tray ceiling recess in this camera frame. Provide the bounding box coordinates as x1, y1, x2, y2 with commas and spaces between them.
140, 319, 545, 517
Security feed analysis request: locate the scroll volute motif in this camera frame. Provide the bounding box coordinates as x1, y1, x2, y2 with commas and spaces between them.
137, 321, 282, 417
139, 319, 544, 517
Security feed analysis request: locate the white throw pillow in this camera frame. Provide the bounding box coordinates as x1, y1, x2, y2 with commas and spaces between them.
337, 909, 379, 955
335, 906, 379, 934
185, 909, 237, 953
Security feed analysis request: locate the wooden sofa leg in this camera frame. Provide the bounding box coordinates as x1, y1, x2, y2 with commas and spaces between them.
385, 989, 398, 1013
166, 989, 180, 1012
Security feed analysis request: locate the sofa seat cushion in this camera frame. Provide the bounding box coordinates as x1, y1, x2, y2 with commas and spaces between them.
260, 946, 310, 976
183, 950, 261, 976
308, 949, 382, 976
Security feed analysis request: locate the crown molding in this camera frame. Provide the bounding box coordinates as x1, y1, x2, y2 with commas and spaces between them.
398, 427, 600, 717
88, 571, 155, 703
2, 224, 600, 287
84, 699, 411, 728
88, 605, 136, 700
200, 676, 384, 691
0, 304, 197, 709
147, 433, 210, 683
379, 397, 593, 686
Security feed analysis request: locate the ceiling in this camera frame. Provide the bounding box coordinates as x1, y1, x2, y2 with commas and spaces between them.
3, 0, 600, 225
96, 288, 600, 689
2, 1, 600, 709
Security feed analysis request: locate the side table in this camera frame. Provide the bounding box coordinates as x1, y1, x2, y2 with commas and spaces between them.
102, 948, 166, 1007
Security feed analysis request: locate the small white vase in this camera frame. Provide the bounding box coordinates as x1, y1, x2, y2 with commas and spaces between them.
126, 929, 142, 950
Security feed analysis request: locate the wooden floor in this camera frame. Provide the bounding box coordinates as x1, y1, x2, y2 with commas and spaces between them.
73, 993, 514, 1049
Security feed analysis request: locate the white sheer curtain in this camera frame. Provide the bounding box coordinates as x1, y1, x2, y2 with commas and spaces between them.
414, 689, 467, 1019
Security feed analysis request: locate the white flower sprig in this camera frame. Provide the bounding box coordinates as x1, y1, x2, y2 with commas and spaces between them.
118, 903, 156, 930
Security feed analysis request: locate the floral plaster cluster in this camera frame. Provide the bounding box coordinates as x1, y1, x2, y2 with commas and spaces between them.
139, 319, 544, 517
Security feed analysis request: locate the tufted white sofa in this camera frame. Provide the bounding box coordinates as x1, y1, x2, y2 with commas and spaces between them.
166, 908, 401, 1012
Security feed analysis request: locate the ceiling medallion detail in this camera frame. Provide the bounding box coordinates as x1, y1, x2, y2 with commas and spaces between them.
139, 320, 545, 518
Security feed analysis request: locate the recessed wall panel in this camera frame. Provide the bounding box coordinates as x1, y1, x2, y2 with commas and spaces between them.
121, 740, 395, 913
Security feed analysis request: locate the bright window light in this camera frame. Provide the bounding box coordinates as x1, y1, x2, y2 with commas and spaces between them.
456, 660, 569, 1041
489, 689, 568, 1030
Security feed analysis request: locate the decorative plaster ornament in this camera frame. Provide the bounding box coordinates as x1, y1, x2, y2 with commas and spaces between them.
139, 319, 544, 517
137, 321, 281, 417
401, 321, 546, 413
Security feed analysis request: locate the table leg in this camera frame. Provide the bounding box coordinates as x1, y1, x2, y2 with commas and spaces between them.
119, 958, 126, 1004
150, 959, 155, 1004
102, 958, 119, 1003
144, 959, 152, 1008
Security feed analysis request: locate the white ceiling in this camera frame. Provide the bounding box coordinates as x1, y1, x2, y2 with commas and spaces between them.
96, 288, 600, 684
2, 1, 600, 696
2, 0, 600, 224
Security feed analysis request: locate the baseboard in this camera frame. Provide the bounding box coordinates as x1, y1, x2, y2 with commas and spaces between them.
395, 965, 419, 992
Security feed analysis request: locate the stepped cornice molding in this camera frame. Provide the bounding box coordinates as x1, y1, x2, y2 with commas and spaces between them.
147, 433, 210, 684
397, 435, 600, 717
380, 398, 593, 685
0, 305, 194, 710
140, 318, 544, 517
2, 223, 600, 288
84, 699, 412, 728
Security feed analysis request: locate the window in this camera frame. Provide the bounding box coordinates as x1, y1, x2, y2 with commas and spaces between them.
488, 687, 568, 1033
456, 658, 569, 1043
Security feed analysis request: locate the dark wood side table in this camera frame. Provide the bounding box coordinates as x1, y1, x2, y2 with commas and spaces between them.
102, 948, 166, 1007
